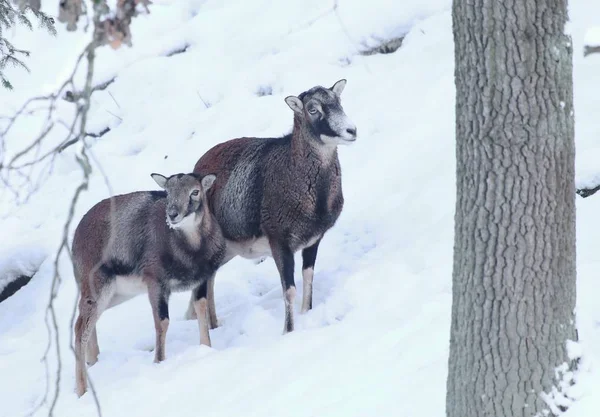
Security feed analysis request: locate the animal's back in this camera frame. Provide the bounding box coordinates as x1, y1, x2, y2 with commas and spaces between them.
72, 191, 167, 280
194, 136, 288, 241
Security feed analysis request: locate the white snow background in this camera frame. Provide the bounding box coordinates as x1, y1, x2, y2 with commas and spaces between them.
1, 1, 600, 416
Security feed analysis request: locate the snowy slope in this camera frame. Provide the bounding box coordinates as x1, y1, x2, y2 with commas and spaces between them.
1, 1, 600, 417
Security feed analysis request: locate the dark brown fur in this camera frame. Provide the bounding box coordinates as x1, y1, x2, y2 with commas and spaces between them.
72, 174, 224, 397
186, 81, 356, 334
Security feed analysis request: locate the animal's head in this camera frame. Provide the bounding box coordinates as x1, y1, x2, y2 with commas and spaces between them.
150, 172, 216, 228
285, 79, 357, 146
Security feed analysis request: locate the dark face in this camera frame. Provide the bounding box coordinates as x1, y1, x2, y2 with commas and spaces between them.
151, 173, 216, 227
285, 79, 357, 145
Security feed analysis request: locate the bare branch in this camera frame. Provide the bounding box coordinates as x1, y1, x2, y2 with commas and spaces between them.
2, 3, 151, 417
63, 76, 116, 103
576, 184, 600, 198
584, 45, 600, 57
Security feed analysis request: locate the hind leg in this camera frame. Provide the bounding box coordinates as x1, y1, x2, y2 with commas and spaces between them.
86, 293, 132, 366
75, 297, 102, 397
86, 327, 99, 366
74, 276, 114, 397
206, 274, 219, 329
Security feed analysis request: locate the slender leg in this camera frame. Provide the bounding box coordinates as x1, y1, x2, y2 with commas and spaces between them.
193, 281, 211, 347
301, 239, 321, 314
86, 327, 100, 366
206, 275, 219, 329
184, 253, 234, 322
84, 293, 133, 364
184, 292, 197, 320
75, 296, 101, 397
269, 240, 296, 334
148, 281, 170, 363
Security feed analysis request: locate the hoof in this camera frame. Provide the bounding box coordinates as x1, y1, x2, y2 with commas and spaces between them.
75, 386, 86, 398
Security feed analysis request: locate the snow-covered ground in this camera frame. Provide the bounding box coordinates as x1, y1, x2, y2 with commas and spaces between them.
1, 1, 600, 416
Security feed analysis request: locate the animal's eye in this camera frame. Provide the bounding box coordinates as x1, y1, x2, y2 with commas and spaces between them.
308, 108, 317, 115
191, 190, 199, 196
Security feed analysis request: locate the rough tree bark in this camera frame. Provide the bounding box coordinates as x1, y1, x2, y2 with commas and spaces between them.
447, 1, 578, 417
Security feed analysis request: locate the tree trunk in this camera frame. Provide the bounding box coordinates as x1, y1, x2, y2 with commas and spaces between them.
447, 1, 578, 417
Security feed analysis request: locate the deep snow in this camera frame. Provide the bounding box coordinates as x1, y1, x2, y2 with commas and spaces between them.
1, 1, 600, 417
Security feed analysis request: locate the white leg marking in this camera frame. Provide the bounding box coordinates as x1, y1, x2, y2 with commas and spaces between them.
86, 327, 100, 366
154, 318, 169, 363
301, 267, 314, 314
283, 286, 297, 334
194, 298, 211, 347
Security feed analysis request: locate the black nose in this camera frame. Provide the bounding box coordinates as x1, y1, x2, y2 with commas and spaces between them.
346, 127, 357, 136
167, 210, 178, 221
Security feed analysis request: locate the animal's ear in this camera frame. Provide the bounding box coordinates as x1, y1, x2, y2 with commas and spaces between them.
285, 96, 304, 114
330, 79, 347, 96
151, 173, 168, 189
201, 174, 217, 191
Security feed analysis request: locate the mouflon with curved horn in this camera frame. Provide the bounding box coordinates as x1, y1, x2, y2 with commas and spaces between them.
186, 79, 356, 334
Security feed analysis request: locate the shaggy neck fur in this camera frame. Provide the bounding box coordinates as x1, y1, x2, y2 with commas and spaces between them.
291, 115, 338, 165
172, 204, 214, 249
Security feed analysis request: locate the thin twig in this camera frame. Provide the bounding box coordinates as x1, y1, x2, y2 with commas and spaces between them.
0, 44, 91, 203
107, 91, 120, 109
196, 91, 210, 108
3, 4, 151, 414
105, 108, 122, 121
20, 35, 103, 417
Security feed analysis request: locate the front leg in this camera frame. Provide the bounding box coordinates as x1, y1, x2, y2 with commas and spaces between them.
148, 280, 170, 363
269, 240, 296, 334
193, 281, 212, 347
184, 254, 234, 323
301, 239, 321, 313
186, 276, 218, 329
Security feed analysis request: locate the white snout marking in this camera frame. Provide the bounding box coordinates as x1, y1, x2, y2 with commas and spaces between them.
320, 134, 356, 145
321, 113, 357, 144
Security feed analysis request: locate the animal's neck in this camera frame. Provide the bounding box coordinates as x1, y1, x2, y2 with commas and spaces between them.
174, 212, 207, 249
291, 116, 338, 166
